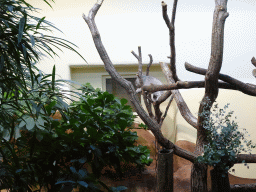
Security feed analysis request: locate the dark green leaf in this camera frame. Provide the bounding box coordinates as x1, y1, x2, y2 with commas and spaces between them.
7, 5, 13, 12
78, 181, 88, 188
36, 16, 46, 30
0, 55, 4, 72
52, 65, 55, 91
120, 98, 128, 105
70, 166, 77, 174
18, 16, 26, 44
29, 35, 35, 46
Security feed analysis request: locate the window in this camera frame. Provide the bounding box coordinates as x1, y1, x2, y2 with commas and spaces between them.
106, 77, 141, 111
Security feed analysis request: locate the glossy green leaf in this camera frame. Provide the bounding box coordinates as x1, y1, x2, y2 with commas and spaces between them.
25, 116, 35, 130
18, 16, 26, 44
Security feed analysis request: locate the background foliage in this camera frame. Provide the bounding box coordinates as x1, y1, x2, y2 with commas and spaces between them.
0, 0, 152, 191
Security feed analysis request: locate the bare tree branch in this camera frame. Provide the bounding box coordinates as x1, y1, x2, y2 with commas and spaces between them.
230, 183, 256, 191
131, 49, 154, 118
156, 90, 173, 104
141, 80, 236, 92
162, 1, 179, 82
153, 103, 162, 123
191, 1, 229, 191
236, 154, 256, 163
146, 54, 153, 76
161, 62, 198, 129
251, 57, 256, 67
82, 0, 197, 163
160, 94, 174, 127
185, 62, 256, 96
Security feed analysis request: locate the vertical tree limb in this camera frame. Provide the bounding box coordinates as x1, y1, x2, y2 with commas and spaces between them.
162, 1, 179, 82
146, 54, 153, 76
191, 1, 229, 191
82, 0, 197, 163
131, 49, 154, 118
160, 62, 198, 129
82, 1, 171, 149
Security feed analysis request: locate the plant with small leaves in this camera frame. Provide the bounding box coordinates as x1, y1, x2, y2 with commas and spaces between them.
196, 101, 256, 174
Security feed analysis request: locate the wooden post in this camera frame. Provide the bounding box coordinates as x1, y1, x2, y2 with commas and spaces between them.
157, 149, 173, 192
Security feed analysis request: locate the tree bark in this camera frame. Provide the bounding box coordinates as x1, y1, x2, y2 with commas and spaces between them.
211, 168, 230, 192
191, 163, 208, 192
192, 0, 229, 191
157, 149, 173, 192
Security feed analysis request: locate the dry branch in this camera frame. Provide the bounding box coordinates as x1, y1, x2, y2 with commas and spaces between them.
141, 80, 236, 92
191, 1, 229, 191
160, 94, 174, 127
162, 1, 179, 82
251, 57, 256, 67
131, 48, 154, 118
230, 183, 256, 191
146, 54, 153, 76
185, 62, 256, 96
82, 0, 196, 163
160, 62, 198, 129
236, 154, 256, 163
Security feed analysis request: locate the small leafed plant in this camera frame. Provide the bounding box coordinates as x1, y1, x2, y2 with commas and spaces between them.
197, 102, 256, 173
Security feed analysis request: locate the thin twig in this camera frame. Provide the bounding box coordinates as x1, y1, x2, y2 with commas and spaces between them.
251, 57, 256, 67
160, 94, 174, 127
162, 1, 179, 82
146, 54, 153, 76
132, 48, 154, 118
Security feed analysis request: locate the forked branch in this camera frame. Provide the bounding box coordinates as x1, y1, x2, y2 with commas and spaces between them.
162, 1, 179, 82
82, 0, 197, 163
131, 48, 154, 118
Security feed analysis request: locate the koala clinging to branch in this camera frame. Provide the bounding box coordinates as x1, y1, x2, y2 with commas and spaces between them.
135, 75, 165, 102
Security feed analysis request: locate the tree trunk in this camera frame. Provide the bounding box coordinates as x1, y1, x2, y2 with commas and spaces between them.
157, 149, 173, 192
211, 167, 230, 192
191, 163, 208, 192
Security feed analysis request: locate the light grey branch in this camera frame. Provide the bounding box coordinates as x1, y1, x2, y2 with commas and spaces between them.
160, 62, 198, 129
146, 54, 153, 76
185, 62, 256, 96
82, 0, 197, 162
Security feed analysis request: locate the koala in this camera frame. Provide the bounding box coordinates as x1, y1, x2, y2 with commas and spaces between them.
135, 75, 165, 102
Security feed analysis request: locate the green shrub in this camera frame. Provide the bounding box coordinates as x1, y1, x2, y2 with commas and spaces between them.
0, 83, 152, 191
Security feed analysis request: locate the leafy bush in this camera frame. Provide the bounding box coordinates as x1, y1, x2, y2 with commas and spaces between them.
0, 83, 152, 191
0, 0, 152, 190
197, 102, 256, 173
